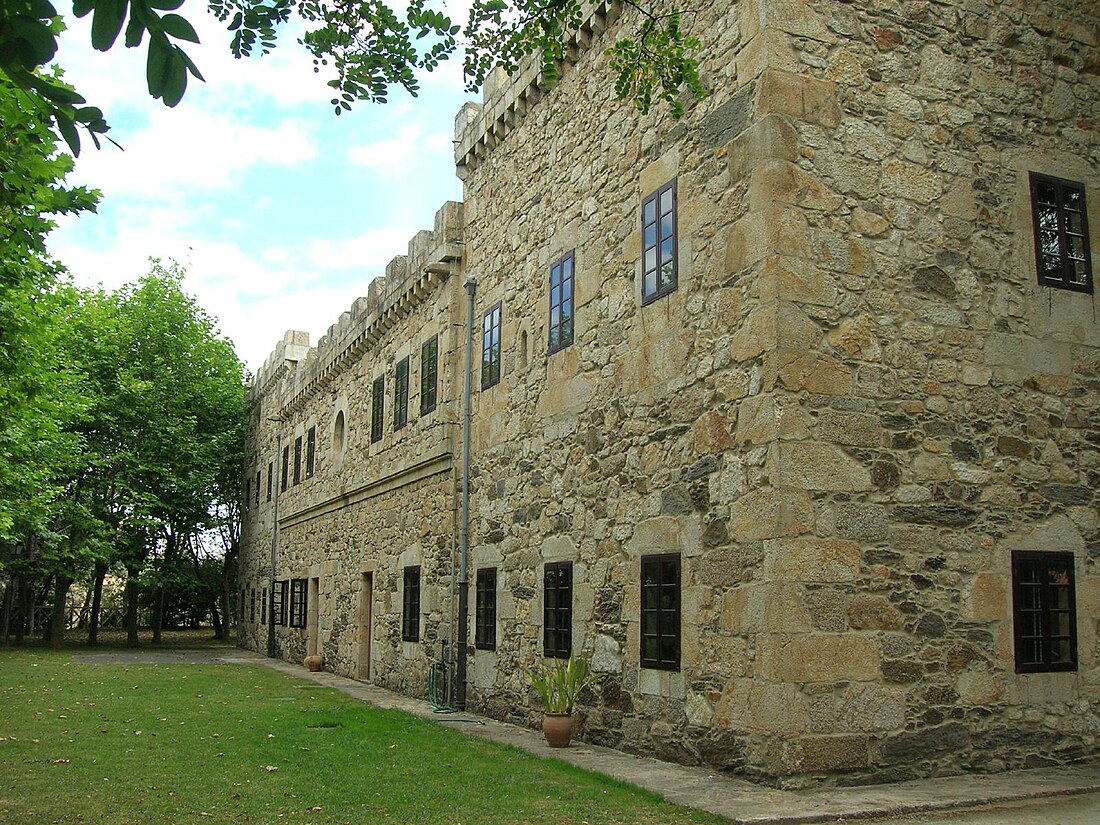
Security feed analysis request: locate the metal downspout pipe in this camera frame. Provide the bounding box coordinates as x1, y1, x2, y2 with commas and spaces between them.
456, 277, 476, 710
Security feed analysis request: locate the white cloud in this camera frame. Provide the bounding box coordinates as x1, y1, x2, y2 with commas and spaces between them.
347, 124, 454, 177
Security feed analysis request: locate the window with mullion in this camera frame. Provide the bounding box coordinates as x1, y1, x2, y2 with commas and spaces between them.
402, 565, 421, 642
272, 580, 288, 626
261, 587, 268, 624
370, 375, 385, 443
642, 179, 678, 304
305, 427, 316, 477
289, 578, 308, 628
548, 251, 575, 354
420, 335, 438, 415
1029, 172, 1093, 293
293, 436, 302, 485
1012, 551, 1077, 673
641, 553, 681, 671
281, 445, 289, 491
394, 356, 410, 430
543, 561, 573, 658
481, 302, 502, 389
475, 567, 497, 650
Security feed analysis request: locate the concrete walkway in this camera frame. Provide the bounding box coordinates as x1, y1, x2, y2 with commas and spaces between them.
211, 648, 1099, 824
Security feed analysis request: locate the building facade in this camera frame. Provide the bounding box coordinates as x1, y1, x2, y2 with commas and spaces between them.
239, 0, 1100, 784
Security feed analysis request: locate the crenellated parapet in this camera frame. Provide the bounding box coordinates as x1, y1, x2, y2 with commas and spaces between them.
454, 0, 620, 178
248, 200, 464, 415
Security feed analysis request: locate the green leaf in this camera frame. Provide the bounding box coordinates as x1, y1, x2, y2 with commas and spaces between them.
160, 13, 200, 44
124, 17, 145, 48
53, 112, 81, 156
147, 0, 185, 8
159, 50, 188, 106
73, 0, 95, 17
90, 0, 130, 52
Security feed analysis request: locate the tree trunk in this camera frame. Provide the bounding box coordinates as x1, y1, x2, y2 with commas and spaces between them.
218, 538, 238, 641
1, 576, 12, 647
87, 561, 108, 646
125, 568, 140, 648
210, 602, 223, 639
49, 575, 73, 649
151, 584, 164, 644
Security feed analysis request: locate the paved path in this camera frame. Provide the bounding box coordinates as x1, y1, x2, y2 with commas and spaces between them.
82, 645, 1100, 824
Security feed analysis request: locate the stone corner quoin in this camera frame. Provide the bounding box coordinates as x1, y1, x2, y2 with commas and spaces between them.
238, 0, 1100, 786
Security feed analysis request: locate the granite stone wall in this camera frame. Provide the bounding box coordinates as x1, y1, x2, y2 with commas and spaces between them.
239, 0, 1099, 785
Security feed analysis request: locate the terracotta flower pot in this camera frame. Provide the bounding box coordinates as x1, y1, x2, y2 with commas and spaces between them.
542, 712, 574, 747
304, 655, 323, 672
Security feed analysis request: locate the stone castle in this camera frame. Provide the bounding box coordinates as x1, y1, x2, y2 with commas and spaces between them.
239, 0, 1100, 784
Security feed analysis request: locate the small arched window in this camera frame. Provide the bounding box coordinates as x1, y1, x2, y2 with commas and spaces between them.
519, 329, 529, 370
333, 410, 345, 453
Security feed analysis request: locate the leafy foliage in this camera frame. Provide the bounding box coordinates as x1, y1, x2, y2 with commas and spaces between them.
0, 0, 706, 153
530, 655, 596, 713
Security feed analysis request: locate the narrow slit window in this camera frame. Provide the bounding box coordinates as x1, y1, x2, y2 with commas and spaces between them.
281, 445, 290, 491
402, 566, 421, 642
475, 567, 497, 650
420, 335, 438, 416
481, 302, 502, 390
394, 356, 410, 430
305, 426, 316, 477
642, 179, 678, 304
370, 375, 385, 443
548, 251, 575, 354
293, 436, 302, 485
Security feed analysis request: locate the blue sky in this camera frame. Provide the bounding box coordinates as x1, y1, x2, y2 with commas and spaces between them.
48, 8, 473, 375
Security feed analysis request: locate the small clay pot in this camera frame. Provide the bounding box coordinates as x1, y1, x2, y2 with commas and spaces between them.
304, 655, 323, 672
542, 712, 574, 747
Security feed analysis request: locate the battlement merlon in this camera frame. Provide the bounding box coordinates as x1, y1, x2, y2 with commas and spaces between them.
254, 200, 464, 417
249, 330, 312, 403
454, 0, 620, 178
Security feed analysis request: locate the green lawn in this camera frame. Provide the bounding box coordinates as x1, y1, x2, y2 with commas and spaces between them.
0, 642, 724, 824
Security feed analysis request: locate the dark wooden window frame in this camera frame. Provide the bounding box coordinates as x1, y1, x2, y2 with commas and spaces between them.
293, 436, 302, 485
249, 587, 256, 623
244, 476, 251, 511
254, 470, 260, 506
289, 578, 308, 629
280, 445, 290, 491
272, 579, 288, 626
548, 251, 575, 355
394, 356, 410, 430
260, 586, 268, 625
370, 375, 385, 444
475, 567, 497, 650
1012, 551, 1078, 673
266, 461, 273, 502
641, 553, 681, 671
420, 335, 438, 416
481, 302, 502, 390
543, 561, 573, 659
641, 178, 678, 304
402, 565, 421, 642
305, 426, 316, 477
1029, 172, 1093, 293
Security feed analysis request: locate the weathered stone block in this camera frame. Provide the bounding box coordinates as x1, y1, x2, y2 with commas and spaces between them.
756, 69, 841, 128
815, 408, 882, 447
838, 685, 906, 732
729, 488, 814, 540
720, 582, 812, 633
715, 678, 808, 734
848, 594, 904, 630
773, 352, 853, 395
880, 722, 970, 762
754, 255, 839, 306
701, 82, 756, 149
727, 114, 800, 182
967, 573, 1007, 621
756, 633, 880, 682
762, 537, 862, 582
627, 515, 703, 557
881, 158, 942, 203
771, 734, 870, 774
773, 442, 873, 492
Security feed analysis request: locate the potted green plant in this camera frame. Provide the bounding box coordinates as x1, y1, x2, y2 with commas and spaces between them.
529, 656, 596, 747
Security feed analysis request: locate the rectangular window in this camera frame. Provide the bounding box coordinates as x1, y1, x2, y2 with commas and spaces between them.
475, 567, 497, 650
1012, 551, 1078, 673
394, 356, 410, 430
281, 445, 290, 491
266, 462, 273, 502
244, 476, 251, 511
420, 335, 438, 416
543, 561, 573, 658
272, 580, 288, 627
289, 578, 308, 629
402, 565, 421, 642
641, 553, 681, 671
481, 302, 502, 390
305, 426, 316, 477
371, 375, 385, 443
240, 588, 246, 622
1029, 172, 1093, 293
255, 470, 261, 506
642, 179, 678, 304
249, 587, 256, 623
293, 436, 302, 485
548, 251, 575, 354
260, 587, 268, 625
